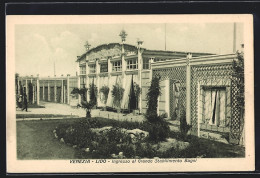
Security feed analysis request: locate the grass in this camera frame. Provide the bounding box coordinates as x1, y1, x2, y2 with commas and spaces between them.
16, 114, 78, 118
17, 117, 245, 159
17, 118, 79, 159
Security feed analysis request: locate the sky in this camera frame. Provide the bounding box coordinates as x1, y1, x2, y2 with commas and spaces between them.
15, 23, 244, 77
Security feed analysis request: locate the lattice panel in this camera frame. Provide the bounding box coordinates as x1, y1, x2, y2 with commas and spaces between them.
230, 76, 244, 143
153, 67, 186, 120
190, 65, 233, 132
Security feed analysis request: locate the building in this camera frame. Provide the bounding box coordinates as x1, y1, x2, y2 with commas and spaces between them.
16, 75, 78, 106
76, 30, 212, 113
76, 30, 244, 144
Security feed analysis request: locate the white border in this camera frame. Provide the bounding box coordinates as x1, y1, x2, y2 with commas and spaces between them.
6, 15, 254, 173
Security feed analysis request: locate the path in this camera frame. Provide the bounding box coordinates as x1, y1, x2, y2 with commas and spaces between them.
16, 102, 145, 122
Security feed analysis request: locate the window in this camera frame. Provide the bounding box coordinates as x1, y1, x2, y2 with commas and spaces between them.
89, 64, 96, 74
112, 61, 122, 72
100, 63, 108, 73
143, 58, 150, 69
202, 88, 226, 126
80, 77, 86, 88
80, 65, 86, 75
154, 58, 166, 62
127, 58, 138, 70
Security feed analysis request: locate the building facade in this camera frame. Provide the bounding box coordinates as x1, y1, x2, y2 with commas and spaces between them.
16, 75, 78, 106
76, 31, 244, 144
76, 31, 212, 114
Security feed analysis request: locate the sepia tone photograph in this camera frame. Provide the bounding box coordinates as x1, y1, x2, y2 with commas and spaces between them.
6, 15, 254, 173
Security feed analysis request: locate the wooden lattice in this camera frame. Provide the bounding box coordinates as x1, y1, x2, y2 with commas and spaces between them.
153, 67, 186, 120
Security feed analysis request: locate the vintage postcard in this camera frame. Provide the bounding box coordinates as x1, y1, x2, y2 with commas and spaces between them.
6, 15, 254, 173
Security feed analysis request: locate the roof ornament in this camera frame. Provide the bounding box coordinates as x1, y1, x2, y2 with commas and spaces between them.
119, 29, 127, 43
137, 38, 143, 48
84, 41, 91, 51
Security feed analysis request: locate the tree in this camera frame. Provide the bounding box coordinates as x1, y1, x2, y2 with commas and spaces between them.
232, 51, 245, 126
28, 82, 33, 104
145, 75, 170, 141
15, 73, 19, 95
99, 85, 109, 105
89, 80, 97, 107
146, 76, 161, 122
112, 83, 124, 110
232, 52, 244, 111
129, 75, 137, 111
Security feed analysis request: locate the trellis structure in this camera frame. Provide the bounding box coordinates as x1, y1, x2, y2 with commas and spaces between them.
151, 53, 244, 144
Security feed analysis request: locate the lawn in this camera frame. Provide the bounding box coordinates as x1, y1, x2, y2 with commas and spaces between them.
16, 114, 78, 119
17, 118, 79, 159
17, 117, 245, 159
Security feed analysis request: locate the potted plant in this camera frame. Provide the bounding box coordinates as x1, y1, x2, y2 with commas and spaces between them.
112, 83, 124, 113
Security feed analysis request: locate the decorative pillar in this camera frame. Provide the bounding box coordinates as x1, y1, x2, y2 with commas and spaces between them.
67, 74, 70, 104
42, 83, 45, 100
165, 79, 170, 118
96, 60, 100, 106
48, 80, 50, 101
18, 78, 20, 95
186, 53, 192, 125
54, 75, 57, 102
121, 42, 126, 89
36, 75, 40, 105
25, 79, 28, 97
86, 59, 90, 101
137, 40, 143, 112
61, 79, 64, 103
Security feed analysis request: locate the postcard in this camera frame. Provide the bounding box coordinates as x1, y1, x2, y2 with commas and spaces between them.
6, 14, 254, 173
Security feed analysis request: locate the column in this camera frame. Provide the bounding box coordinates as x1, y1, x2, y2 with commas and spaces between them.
86, 59, 90, 101
25, 79, 28, 97
67, 74, 70, 104
54, 76, 57, 102
18, 79, 20, 95
42, 83, 45, 100
37, 75, 40, 105
48, 80, 50, 101
32, 86, 35, 104
186, 53, 192, 125
61, 79, 64, 103
165, 79, 170, 118
96, 60, 100, 106
121, 43, 126, 90
77, 72, 81, 105
137, 40, 143, 112
31, 78, 34, 103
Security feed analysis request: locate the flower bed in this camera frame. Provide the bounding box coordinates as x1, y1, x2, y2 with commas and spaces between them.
54, 117, 245, 159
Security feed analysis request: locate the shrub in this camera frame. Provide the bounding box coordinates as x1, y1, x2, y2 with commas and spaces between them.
179, 107, 191, 139
89, 83, 98, 106
111, 83, 124, 109
145, 75, 170, 142
99, 85, 109, 104
146, 76, 161, 120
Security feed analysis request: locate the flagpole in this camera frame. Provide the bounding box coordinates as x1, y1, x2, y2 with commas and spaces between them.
165, 23, 166, 51
233, 23, 237, 53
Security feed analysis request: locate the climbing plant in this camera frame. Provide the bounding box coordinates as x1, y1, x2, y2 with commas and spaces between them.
145, 75, 170, 142
99, 85, 109, 104
89, 83, 98, 106
112, 83, 124, 109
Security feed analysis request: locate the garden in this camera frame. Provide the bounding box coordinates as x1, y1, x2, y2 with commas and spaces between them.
53, 76, 245, 159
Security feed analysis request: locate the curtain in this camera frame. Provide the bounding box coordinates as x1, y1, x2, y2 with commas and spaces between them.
121, 75, 132, 109
106, 76, 117, 107
203, 89, 226, 126
219, 90, 226, 126
204, 89, 217, 125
